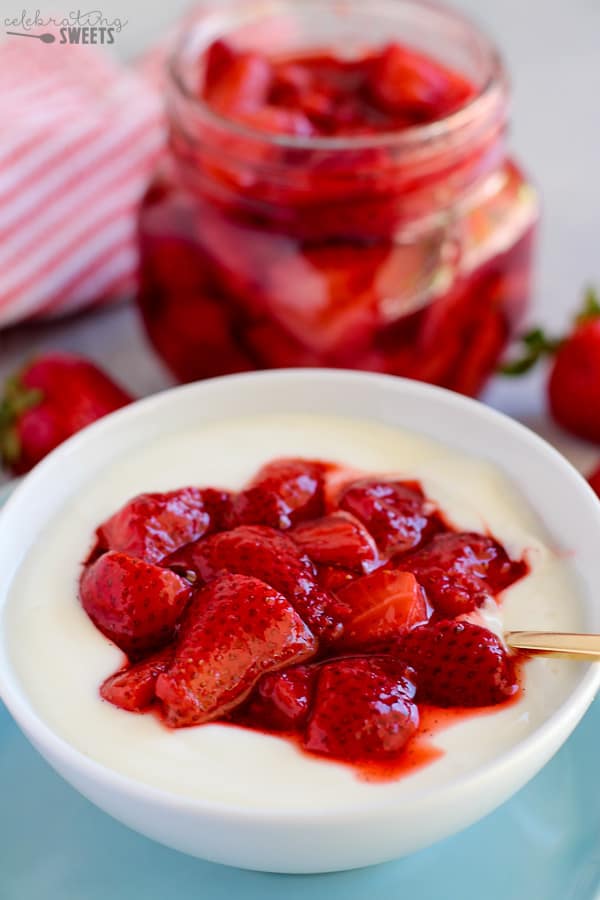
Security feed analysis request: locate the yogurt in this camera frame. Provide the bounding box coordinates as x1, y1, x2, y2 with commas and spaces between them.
5, 414, 584, 810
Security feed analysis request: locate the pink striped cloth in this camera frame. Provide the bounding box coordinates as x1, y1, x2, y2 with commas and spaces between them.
0, 39, 166, 328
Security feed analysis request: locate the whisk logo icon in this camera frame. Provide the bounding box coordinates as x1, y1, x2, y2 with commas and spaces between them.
4, 9, 128, 44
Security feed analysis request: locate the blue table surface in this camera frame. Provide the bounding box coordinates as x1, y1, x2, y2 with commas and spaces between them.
1, 698, 599, 899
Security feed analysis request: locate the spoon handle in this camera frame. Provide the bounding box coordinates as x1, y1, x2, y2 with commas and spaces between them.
506, 631, 600, 660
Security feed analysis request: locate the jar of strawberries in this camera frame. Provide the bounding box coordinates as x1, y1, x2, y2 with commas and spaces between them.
137, 0, 538, 395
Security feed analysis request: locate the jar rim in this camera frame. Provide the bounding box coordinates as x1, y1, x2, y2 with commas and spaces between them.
167, 0, 508, 153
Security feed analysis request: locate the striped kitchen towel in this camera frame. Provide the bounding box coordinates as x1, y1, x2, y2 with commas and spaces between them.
0, 37, 166, 328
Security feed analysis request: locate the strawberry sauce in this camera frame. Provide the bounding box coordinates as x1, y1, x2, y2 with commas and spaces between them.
81, 457, 529, 782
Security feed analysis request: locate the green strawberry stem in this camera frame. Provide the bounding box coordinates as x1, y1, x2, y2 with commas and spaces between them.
575, 286, 600, 325
499, 328, 562, 376
0, 374, 43, 465
500, 285, 599, 377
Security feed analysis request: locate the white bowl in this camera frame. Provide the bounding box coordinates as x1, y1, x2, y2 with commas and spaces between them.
0, 370, 599, 873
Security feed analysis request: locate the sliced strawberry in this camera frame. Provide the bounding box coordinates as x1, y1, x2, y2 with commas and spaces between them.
448, 288, 507, 397
156, 574, 317, 727
338, 478, 442, 554
230, 458, 327, 530
96, 487, 232, 564
336, 569, 429, 648
398, 620, 518, 707
205, 51, 273, 116
399, 532, 527, 617
291, 512, 379, 573
168, 524, 315, 589
100, 646, 174, 712
236, 664, 318, 732
80, 552, 193, 659
269, 62, 313, 106
200, 41, 475, 137
203, 39, 236, 96
315, 564, 359, 593
138, 225, 256, 383
304, 657, 418, 761
367, 43, 475, 122
166, 524, 346, 641
239, 106, 315, 137
263, 243, 387, 353
0, 353, 132, 476
302, 87, 344, 131
242, 319, 319, 369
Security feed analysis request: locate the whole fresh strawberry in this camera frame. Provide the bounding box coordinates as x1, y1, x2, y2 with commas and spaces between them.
398, 620, 519, 707
502, 288, 600, 443
588, 465, 600, 498
0, 353, 133, 475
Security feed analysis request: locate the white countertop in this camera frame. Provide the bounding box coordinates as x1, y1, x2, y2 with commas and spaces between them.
1, 0, 599, 478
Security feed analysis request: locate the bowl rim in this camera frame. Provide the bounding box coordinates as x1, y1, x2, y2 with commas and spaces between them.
1, 368, 599, 824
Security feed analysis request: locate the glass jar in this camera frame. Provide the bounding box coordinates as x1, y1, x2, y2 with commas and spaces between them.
137, 0, 538, 396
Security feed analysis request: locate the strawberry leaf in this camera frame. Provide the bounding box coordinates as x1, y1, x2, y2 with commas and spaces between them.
499, 328, 562, 376
0, 427, 21, 464
0, 373, 43, 467
501, 286, 600, 378
575, 286, 600, 325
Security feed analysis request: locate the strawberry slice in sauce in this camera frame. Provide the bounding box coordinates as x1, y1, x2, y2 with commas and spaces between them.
336, 569, 429, 648
235, 664, 318, 732
156, 574, 317, 727
338, 478, 443, 555
398, 620, 519, 707
166, 524, 344, 641
95, 487, 232, 565
230, 458, 327, 530
291, 511, 379, 573
100, 646, 174, 713
304, 657, 419, 762
80, 552, 193, 659
399, 532, 527, 617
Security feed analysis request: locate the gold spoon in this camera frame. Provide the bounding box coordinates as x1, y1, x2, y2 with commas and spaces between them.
506, 632, 600, 661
